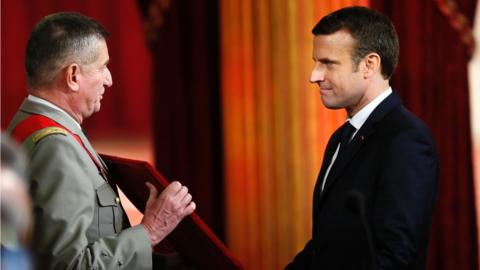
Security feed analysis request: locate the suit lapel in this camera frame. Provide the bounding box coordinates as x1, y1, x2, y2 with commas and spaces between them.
320, 93, 403, 198
322, 131, 366, 193
312, 127, 342, 215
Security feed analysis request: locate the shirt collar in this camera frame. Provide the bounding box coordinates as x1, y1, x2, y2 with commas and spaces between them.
348, 87, 392, 130
27, 94, 81, 129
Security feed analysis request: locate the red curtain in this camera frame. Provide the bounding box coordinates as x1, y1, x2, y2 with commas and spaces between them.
1, 0, 152, 136
136, 0, 225, 238
371, 1, 478, 269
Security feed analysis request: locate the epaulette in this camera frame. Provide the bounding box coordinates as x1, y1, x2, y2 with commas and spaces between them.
31, 127, 68, 144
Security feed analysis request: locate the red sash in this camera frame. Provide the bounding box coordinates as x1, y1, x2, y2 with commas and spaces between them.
11, 114, 110, 181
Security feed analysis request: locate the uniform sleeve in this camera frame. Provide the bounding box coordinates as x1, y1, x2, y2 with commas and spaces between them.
28, 134, 152, 270
373, 129, 438, 268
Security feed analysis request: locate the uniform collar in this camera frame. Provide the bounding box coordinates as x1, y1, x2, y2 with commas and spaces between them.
27, 94, 81, 129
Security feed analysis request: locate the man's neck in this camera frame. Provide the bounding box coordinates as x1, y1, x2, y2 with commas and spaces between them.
348, 80, 390, 117
29, 89, 83, 124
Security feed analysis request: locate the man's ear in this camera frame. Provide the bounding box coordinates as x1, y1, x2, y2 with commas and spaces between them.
362, 53, 381, 79
65, 63, 80, 91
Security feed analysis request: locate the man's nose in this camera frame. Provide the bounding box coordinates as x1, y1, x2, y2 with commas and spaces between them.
310, 67, 324, 83
104, 68, 113, 87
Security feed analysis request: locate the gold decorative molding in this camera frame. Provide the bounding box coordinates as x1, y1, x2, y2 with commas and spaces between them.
434, 0, 476, 57
141, 0, 172, 45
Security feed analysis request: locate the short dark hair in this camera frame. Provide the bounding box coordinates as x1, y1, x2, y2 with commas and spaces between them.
312, 6, 399, 79
25, 12, 109, 88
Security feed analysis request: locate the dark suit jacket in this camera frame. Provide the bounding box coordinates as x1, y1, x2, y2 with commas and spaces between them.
286, 93, 439, 270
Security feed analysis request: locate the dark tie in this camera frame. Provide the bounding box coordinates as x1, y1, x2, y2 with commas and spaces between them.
338, 121, 356, 155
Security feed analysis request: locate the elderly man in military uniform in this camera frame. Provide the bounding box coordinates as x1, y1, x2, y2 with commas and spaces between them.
7, 12, 196, 269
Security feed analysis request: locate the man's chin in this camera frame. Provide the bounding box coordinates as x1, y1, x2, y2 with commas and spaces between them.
94, 103, 101, 113
320, 99, 343, 110
85, 105, 101, 119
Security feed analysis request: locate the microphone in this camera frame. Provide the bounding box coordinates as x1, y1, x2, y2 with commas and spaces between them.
345, 190, 376, 269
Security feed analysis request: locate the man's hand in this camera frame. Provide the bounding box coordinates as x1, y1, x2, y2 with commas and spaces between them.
141, 181, 196, 246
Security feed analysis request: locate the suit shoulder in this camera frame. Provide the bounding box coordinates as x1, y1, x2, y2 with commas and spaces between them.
375, 106, 437, 149
382, 106, 431, 134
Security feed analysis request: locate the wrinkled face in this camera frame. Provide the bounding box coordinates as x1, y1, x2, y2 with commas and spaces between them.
76, 39, 112, 119
310, 30, 367, 116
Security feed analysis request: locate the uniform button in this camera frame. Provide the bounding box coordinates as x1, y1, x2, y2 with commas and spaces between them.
115, 197, 120, 204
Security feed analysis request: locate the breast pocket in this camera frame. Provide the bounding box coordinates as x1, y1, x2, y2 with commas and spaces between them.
96, 183, 122, 236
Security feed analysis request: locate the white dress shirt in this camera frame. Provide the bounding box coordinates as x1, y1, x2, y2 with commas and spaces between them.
321, 87, 393, 191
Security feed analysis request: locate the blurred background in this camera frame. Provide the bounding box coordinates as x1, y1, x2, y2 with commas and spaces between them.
1, 0, 479, 269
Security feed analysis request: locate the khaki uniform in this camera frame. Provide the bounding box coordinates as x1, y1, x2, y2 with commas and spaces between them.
8, 99, 152, 270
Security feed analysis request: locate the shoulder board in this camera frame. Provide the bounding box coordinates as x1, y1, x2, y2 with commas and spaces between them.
31, 127, 68, 144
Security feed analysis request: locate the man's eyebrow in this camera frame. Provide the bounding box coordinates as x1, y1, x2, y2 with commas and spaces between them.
317, 58, 340, 64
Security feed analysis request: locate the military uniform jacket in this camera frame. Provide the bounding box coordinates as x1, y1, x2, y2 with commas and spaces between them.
8, 98, 153, 270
